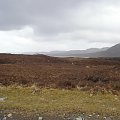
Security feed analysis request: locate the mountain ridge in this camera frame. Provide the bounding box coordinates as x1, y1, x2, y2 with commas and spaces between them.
40, 47, 109, 57
22, 43, 120, 58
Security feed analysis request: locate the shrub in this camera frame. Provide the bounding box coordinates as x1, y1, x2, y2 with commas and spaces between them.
57, 80, 76, 89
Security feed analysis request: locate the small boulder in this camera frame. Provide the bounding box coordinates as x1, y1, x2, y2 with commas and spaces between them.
0, 97, 7, 101
76, 116, 84, 120
38, 116, 43, 120
7, 113, 12, 118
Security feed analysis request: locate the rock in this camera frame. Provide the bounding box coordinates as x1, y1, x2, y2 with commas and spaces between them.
0, 97, 7, 101
103, 117, 107, 119
76, 116, 84, 120
89, 114, 92, 117
2, 116, 7, 120
7, 113, 12, 118
105, 117, 112, 120
38, 116, 43, 120
86, 66, 90, 68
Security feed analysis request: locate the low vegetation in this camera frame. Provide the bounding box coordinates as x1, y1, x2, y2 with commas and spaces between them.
0, 54, 119, 92
0, 54, 120, 117
0, 86, 120, 117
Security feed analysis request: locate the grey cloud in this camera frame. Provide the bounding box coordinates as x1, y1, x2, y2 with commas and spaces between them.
0, 0, 80, 30
0, 0, 120, 45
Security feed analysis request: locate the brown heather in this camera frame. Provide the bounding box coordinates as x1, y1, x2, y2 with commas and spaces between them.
0, 53, 119, 93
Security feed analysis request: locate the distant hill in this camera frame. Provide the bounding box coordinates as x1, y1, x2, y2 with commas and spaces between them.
103, 43, 120, 57
41, 47, 109, 57
22, 43, 120, 58
45, 43, 120, 58
89, 44, 120, 57
80, 43, 120, 58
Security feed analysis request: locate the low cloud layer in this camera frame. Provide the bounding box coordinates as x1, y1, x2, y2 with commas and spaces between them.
0, 0, 120, 52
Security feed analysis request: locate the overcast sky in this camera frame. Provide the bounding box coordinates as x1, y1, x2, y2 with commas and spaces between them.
0, 0, 120, 53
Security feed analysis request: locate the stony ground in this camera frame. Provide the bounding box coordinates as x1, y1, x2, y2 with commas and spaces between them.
0, 110, 120, 120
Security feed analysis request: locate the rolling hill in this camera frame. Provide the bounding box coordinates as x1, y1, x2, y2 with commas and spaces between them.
22, 43, 120, 58
86, 43, 120, 58
40, 47, 109, 57
45, 43, 120, 58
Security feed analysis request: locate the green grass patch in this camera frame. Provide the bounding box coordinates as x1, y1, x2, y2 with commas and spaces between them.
0, 86, 120, 117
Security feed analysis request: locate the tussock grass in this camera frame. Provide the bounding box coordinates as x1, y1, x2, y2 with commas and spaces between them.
0, 86, 120, 117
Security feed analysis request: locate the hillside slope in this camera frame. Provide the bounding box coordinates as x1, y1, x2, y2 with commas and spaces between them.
86, 43, 120, 58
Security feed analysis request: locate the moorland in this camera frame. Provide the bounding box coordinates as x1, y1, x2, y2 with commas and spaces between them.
0, 54, 120, 119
